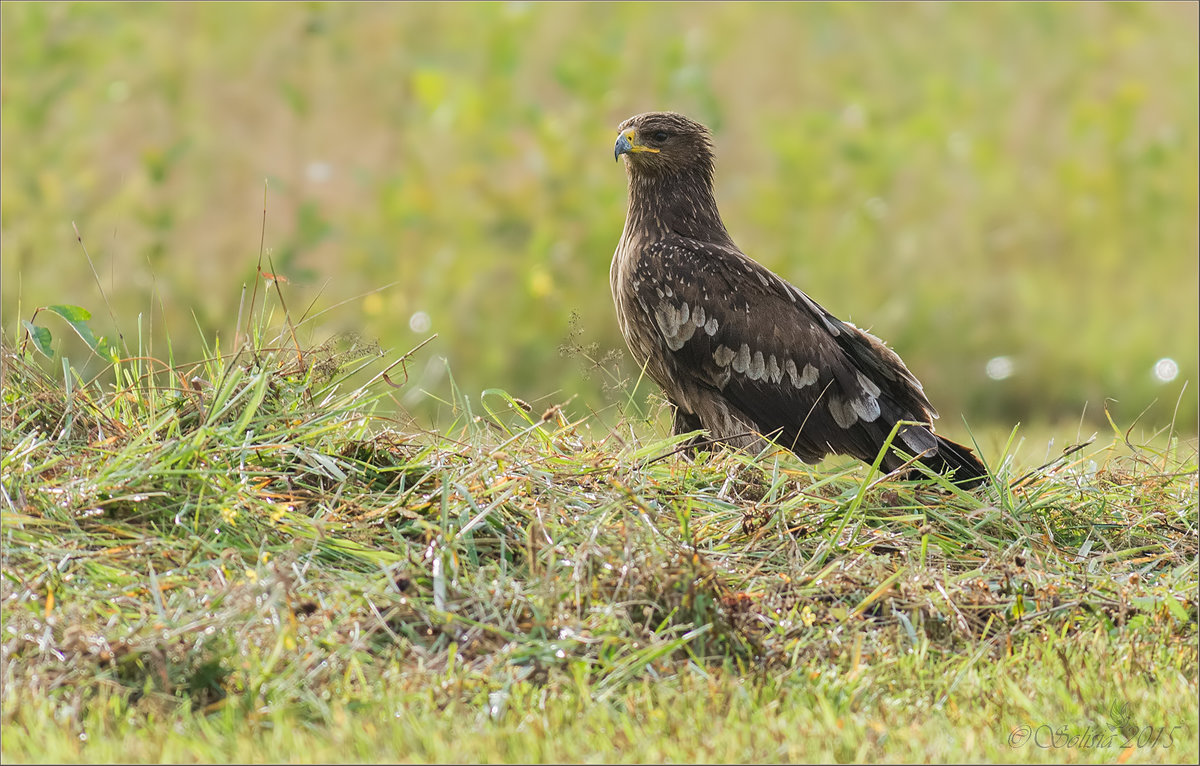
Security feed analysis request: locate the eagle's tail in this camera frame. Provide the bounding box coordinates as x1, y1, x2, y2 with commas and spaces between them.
916, 435, 989, 489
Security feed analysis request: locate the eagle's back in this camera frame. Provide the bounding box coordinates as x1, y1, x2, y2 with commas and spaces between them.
612, 233, 943, 467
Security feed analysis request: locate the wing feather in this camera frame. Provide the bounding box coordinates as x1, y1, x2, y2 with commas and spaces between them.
629, 236, 939, 464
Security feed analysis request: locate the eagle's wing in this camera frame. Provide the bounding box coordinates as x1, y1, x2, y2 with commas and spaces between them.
630, 236, 941, 463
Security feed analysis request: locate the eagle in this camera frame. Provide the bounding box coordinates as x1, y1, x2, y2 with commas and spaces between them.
610, 111, 987, 488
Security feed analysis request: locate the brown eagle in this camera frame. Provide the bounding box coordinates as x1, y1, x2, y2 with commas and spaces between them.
611, 111, 987, 487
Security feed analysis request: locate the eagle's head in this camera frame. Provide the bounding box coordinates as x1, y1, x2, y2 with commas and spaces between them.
614, 112, 714, 178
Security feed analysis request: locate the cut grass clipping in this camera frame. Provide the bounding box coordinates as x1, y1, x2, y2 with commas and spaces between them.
2, 298, 1197, 762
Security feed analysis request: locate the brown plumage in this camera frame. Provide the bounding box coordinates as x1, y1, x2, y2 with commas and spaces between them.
611, 111, 987, 488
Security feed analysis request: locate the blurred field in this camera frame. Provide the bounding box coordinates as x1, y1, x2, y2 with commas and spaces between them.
2, 1, 1197, 436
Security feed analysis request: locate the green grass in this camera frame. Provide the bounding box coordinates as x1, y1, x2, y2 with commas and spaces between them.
2, 297, 1196, 762
2, 3, 1197, 761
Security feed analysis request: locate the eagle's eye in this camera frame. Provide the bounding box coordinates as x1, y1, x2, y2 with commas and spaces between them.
652, 130, 669, 142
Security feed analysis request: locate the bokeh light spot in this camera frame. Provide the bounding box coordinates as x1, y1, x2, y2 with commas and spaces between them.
1153, 358, 1178, 383
409, 311, 431, 333
305, 161, 332, 183
864, 197, 889, 220
986, 356, 1014, 381
107, 80, 130, 103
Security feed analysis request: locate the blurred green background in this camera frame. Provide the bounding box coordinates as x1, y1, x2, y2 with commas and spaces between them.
3, 2, 1197, 438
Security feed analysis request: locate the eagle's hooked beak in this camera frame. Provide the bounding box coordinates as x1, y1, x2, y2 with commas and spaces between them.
614, 130, 634, 161
613, 128, 658, 161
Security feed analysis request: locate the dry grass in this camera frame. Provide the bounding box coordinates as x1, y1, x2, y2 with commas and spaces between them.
2, 320, 1196, 762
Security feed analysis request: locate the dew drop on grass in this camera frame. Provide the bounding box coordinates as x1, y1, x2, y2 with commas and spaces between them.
488, 690, 508, 719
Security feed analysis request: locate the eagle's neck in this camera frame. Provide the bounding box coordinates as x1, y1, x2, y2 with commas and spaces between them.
622, 166, 735, 249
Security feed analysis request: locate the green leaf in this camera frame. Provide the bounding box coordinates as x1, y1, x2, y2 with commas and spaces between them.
1162, 594, 1191, 624
46, 304, 91, 322
43, 304, 118, 361
21, 321, 53, 358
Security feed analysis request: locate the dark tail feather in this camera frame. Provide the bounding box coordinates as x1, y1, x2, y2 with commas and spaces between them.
917, 435, 989, 489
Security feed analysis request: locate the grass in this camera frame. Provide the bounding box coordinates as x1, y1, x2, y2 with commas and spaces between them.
2, 4, 1197, 760
2, 294, 1196, 763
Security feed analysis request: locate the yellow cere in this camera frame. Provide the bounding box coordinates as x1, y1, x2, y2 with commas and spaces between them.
625, 128, 659, 153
